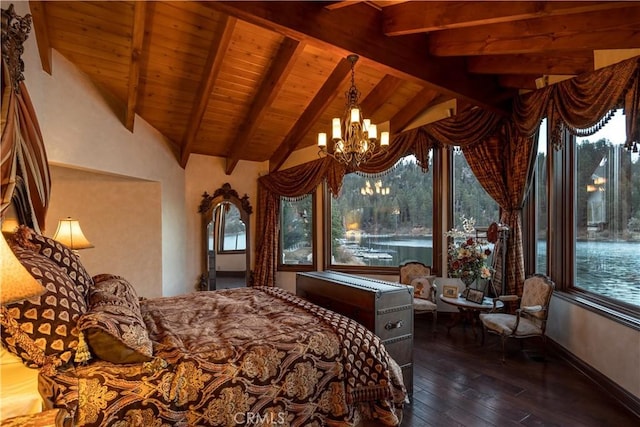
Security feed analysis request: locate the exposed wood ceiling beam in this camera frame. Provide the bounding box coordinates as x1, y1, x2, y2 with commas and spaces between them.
383, 1, 633, 35
467, 52, 594, 75
359, 74, 404, 117
225, 38, 305, 175
390, 88, 442, 134
207, 1, 511, 114
269, 58, 352, 173
28, 1, 52, 75
179, 16, 237, 168
124, 1, 146, 132
430, 5, 640, 56
498, 74, 540, 91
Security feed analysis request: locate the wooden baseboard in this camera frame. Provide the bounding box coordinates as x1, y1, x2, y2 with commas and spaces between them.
548, 338, 640, 418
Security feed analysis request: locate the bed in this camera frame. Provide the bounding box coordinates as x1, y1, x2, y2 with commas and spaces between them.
1, 228, 406, 426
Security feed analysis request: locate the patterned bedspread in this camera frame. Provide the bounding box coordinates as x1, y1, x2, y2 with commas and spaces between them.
39, 287, 406, 426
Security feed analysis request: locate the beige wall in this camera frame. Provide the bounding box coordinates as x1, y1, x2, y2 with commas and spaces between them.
547, 297, 640, 398
47, 166, 162, 298
184, 154, 268, 288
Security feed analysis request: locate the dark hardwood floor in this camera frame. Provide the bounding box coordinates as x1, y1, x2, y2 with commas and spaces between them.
401, 315, 638, 426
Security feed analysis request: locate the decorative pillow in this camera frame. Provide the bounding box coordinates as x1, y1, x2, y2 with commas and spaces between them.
11, 226, 93, 300
0, 247, 86, 367
78, 277, 153, 364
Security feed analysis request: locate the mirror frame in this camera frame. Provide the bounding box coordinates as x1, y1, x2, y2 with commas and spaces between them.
198, 183, 252, 290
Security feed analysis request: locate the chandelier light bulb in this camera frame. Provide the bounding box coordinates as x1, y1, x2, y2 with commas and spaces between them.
318, 133, 327, 147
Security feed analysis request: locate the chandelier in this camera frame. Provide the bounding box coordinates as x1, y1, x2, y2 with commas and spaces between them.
317, 54, 389, 168
361, 180, 390, 196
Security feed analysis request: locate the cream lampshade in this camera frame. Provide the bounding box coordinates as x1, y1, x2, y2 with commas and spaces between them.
52, 217, 94, 250
0, 232, 45, 305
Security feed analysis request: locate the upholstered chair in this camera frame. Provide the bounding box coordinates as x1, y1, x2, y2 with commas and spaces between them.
399, 261, 438, 333
480, 274, 555, 361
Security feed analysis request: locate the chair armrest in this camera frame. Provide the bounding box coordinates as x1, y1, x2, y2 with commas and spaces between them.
522, 305, 543, 313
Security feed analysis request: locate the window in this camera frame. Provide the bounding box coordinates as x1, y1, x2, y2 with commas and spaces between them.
452, 148, 499, 228
536, 119, 548, 273
279, 194, 314, 268
328, 154, 434, 271
218, 203, 246, 252
574, 111, 640, 308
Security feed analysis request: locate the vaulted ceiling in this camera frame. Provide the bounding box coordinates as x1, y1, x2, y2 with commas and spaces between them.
28, 1, 640, 173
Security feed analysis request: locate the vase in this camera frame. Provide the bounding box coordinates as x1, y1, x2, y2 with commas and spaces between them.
460, 274, 476, 297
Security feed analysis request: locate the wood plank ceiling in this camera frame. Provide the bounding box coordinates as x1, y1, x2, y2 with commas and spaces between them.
28, 1, 640, 174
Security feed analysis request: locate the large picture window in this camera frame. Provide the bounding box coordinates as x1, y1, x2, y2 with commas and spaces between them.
328, 154, 434, 271
574, 111, 640, 308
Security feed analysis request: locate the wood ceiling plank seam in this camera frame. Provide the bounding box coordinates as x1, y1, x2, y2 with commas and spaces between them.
46, 20, 133, 49
382, 1, 634, 35
125, 1, 147, 132
207, 1, 508, 113
50, 35, 132, 62
43, 4, 133, 36
29, 1, 52, 75
225, 38, 305, 174
269, 57, 353, 172
429, 5, 640, 56
179, 16, 238, 168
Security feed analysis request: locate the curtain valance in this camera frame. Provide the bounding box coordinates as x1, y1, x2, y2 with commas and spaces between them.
513, 55, 640, 151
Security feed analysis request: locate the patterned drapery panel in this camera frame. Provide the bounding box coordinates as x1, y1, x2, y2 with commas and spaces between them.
1, 6, 51, 231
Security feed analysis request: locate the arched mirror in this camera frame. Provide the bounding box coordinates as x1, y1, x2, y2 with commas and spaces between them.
199, 183, 252, 290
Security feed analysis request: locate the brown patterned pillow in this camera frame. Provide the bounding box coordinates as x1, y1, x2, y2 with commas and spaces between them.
11, 226, 93, 301
1, 246, 87, 367
78, 277, 153, 363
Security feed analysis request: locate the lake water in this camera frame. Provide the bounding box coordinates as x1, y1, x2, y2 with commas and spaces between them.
349, 236, 639, 307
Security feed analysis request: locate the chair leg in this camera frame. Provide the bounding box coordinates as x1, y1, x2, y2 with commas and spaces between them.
501, 336, 507, 363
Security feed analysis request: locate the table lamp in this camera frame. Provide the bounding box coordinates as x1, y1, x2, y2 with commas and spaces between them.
52, 217, 94, 253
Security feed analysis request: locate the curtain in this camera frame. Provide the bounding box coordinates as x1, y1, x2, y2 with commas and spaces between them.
513, 55, 640, 151
1, 8, 51, 232
463, 123, 536, 295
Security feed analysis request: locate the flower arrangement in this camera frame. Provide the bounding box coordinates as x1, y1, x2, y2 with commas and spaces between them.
445, 216, 493, 288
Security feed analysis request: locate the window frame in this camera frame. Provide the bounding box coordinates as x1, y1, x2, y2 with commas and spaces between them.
322, 149, 444, 277
524, 119, 640, 330
278, 192, 317, 272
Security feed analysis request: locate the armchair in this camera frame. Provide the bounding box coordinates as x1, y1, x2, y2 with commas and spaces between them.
479, 274, 555, 361
399, 261, 437, 333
